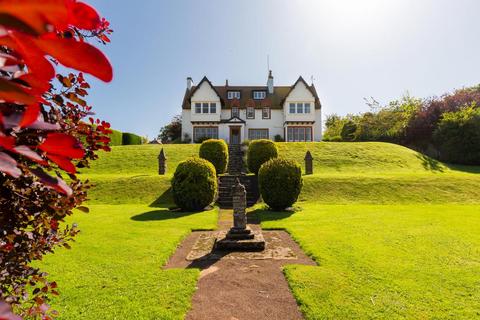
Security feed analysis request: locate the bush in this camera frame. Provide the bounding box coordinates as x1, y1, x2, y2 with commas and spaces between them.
247, 139, 278, 175
109, 129, 123, 146
433, 104, 480, 164
258, 158, 303, 210
341, 120, 357, 141
122, 132, 143, 145
199, 139, 229, 174
195, 136, 211, 144
274, 134, 285, 142
171, 157, 217, 211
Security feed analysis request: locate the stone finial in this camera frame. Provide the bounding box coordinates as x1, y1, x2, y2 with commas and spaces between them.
304, 150, 313, 175
232, 178, 247, 230
158, 148, 167, 175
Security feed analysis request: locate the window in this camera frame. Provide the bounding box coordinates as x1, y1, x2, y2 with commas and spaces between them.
227, 91, 241, 99
248, 129, 269, 140
195, 103, 201, 114
231, 107, 240, 118
202, 103, 209, 113
193, 127, 218, 142
304, 103, 311, 113
287, 127, 312, 142
246, 107, 255, 119
289, 103, 296, 114
210, 103, 216, 113
253, 91, 266, 100
262, 107, 270, 119
297, 103, 304, 114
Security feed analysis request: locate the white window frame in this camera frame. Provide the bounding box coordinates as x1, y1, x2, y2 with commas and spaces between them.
195, 103, 201, 114
227, 91, 241, 100
297, 103, 304, 114
304, 103, 311, 113
231, 107, 240, 118
246, 107, 255, 119
193, 127, 219, 141
210, 102, 216, 114
289, 103, 296, 114
262, 107, 270, 119
253, 91, 266, 100
248, 129, 269, 140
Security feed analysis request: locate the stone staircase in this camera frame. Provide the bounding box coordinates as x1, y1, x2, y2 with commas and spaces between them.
217, 175, 259, 209
227, 144, 244, 175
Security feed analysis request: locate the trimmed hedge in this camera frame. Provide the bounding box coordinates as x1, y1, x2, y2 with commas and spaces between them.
199, 139, 228, 174
258, 158, 303, 211
171, 157, 217, 211
122, 132, 143, 145
247, 139, 278, 175
109, 129, 123, 146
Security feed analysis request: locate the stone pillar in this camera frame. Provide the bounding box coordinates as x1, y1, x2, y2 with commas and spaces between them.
232, 178, 247, 230
305, 150, 313, 175
158, 148, 166, 175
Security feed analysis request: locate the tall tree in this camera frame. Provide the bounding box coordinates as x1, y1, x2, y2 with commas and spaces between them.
158, 115, 182, 143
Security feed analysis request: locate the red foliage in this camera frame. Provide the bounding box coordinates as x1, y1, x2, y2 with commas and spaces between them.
0, 1, 113, 318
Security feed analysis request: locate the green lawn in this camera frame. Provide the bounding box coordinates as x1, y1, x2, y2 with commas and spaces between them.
257, 204, 480, 319
39, 142, 480, 319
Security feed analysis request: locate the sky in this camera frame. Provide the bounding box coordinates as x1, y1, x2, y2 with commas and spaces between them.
84, 0, 480, 139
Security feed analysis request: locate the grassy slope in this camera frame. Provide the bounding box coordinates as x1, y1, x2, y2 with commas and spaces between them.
40, 142, 480, 319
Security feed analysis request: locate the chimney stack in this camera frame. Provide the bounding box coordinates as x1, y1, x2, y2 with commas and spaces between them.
225, 79, 229, 87
267, 70, 274, 94
187, 77, 193, 90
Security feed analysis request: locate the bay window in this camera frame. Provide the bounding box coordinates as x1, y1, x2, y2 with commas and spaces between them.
287, 127, 312, 142
193, 127, 218, 142
248, 129, 269, 140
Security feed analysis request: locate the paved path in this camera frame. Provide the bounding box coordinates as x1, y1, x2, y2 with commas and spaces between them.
164, 210, 316, 320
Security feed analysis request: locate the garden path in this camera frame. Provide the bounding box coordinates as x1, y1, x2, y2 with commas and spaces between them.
164, 209, 316, 320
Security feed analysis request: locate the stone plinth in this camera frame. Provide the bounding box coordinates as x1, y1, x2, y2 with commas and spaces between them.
214, 179, 265, 251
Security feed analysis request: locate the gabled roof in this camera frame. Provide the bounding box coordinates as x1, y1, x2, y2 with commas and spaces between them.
182, 76, 321, 110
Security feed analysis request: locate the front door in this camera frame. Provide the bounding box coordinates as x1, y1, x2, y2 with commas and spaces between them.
230, 127, 241, 144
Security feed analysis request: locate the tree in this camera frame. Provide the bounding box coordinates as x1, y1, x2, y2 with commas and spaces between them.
433, 103, 480, 164
158, 115, 181, 143
0, 1, 113, 318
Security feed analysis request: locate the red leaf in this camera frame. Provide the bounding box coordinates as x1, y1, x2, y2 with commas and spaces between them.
0, 136, 15, 150
0, 152, 21, 178
18, 73, 51, 94
19, 104, 40, 128
68, 2, 100, 30
13, 145, 48, 165
0, 0, 70, 34
35, 36, 113, 82
0, 78, 36, 104
46, 154, 76, 173
39, 133, 85, 159
31, 167, 72, 196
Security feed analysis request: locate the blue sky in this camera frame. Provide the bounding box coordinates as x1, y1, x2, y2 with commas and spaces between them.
85, 0, 480, 139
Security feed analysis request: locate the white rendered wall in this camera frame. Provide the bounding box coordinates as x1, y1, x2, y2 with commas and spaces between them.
181, 109, 193, 141
283, 81, 316, 123
190, 81, 221, 122
314, 110, 323, 141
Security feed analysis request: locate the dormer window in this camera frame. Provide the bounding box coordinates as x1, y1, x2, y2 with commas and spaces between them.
253, 91, 266, 100
228, 91, 241, 100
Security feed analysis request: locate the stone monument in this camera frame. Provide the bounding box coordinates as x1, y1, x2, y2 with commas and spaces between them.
304, 150, 313, 175
158, 148, 166, 175
215, 178, 265, 250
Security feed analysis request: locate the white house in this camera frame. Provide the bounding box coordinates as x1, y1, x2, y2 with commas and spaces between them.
181, 71, 322, 144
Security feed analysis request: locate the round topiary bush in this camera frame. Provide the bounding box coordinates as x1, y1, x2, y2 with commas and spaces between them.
258, 158, 303, 211
171, 157, 217, 211
199, 139, 229, 174
247, 139, 278, 175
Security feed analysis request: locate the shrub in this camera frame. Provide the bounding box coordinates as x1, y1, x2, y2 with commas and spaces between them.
171, 157, 217, 211
258, 158, 303, 210
433, 104, 480, 164
109, 129, 123, 146
274, 134, 285, 142
247, 139, 278, 174
122, 132, 143, 145
195, 136, 210, 144
341, 120, 357, 141
199, 139, 229, 174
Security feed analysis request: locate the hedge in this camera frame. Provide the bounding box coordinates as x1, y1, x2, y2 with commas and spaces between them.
109, 129, 123, 146
122, 132, 143, 145
199, 139, 228, 174
258, 158, 303, 211
171, 157, 217, 211
247, 139, 278, 175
